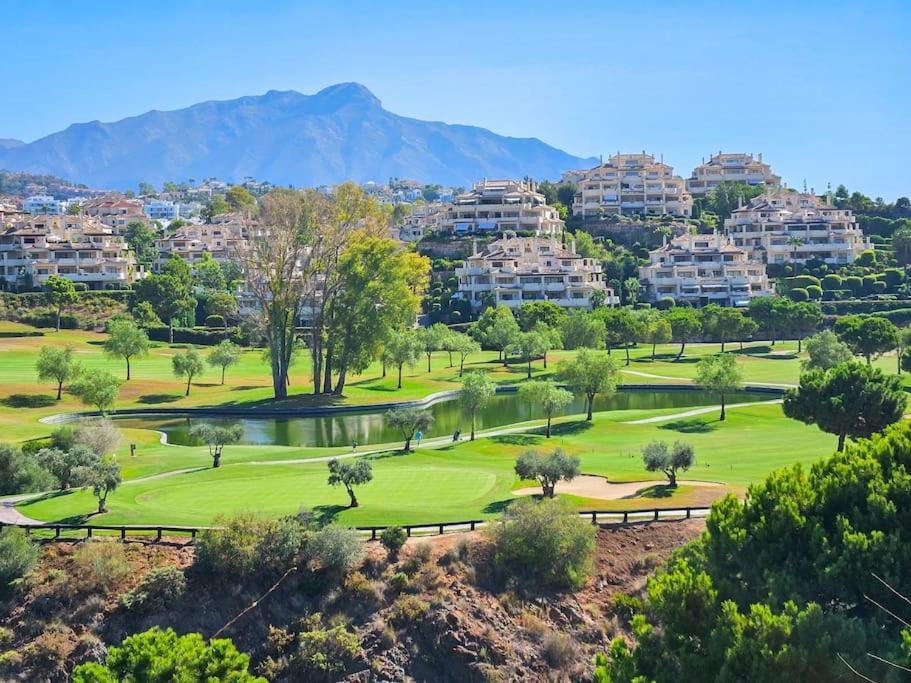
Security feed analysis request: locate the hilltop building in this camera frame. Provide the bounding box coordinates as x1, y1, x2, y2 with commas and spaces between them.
639, 231, 772, 307
687, 152, 780, 197
440, 179, 564, 236
455, 233, 615, 310
724, 191, 872, 265
82, 195, 146, 234
570, 153, 693, 219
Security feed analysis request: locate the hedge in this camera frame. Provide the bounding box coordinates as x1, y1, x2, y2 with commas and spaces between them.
821, 299, 911, 315
146, 326, 237, 346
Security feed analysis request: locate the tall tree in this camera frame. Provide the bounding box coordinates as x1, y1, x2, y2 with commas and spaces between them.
532, 321, 563, 369
44, 275, 77, 331
471, 305, 521, 364
518, 380, 573, 437
382, 332, 422, 389
786, 302, 824, 352
664, 308, 702, 360
784, 362, 905, 451
207, 340, 241, 385
133, 269, 196, 344
124, 221, 159, 267
558, 349, 618, 421
643, 315, 672, 360
695, 353, 742, 421
36, 345, 81, 400
508, 331, 550, 379
172, 349, 204, 396
834, 315, 899, 365
560, 310, 606, 350
700, 305, 745, 353
103, 319, 150, 380
460, 371, 496, 440
598, 307, 645, 365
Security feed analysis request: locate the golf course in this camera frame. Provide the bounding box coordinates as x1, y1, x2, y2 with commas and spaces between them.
1, 320, 899, 527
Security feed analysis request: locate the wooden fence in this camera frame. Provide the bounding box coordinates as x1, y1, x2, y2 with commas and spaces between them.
0, 506, 711, 543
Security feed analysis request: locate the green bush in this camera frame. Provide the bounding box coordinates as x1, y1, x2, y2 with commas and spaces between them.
196, 513, 305, 578
873, 280, 887, 294
390, 594, 431, 627
785, 275, 820, 290
119, 565, 186, 612
0, 528, 38, 590
70, 542, 130, 594
307, 524, 363, 573
806, 285, 823, 300
788, 288, 809, 302
844, 276, 863, 296
204, 314, 226, 328
379, 526, 407, 560
260, 614, 361, 682
0, 444, 54, 494
489, 497, 596, 590
821, 274, 843, 290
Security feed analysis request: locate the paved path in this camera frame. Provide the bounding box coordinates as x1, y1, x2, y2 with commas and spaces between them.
623, 399, 782, 424
619, 368, 797, 390
0, 501, 42, 526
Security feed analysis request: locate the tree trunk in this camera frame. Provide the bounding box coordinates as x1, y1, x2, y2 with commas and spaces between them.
837, 432, 846, 452
459, 357, 465, 377
719, 393, 726, 421
322, 347, 334, 393
470, 414, 476, 441
546, 415, 552, 438
668, 470, 677, 487
348, 487, 358, 508
126, 357, 131, 381
221, 366, 226, 385
56, 381, 63, 400
334, 366, 348, 396
448, 350, 453, 367
677, 341, 685, 359
168, 320, 174, 344
185, 376, 191, 396
625, 346, 631, 366
739, 340, 744, 351
382, 360, 386, 378
865, 353, 872, 366
213, 450, 221, 468
502, 350, 508, 367
98, 498, 106, 514
652, 343, 656, 361
56, 307, 62, 332
798, 337, 802, 353
543, 352, 548, 369
397, 364, 403, 389
586, 394, 594, 421
721, 340, 726, 353
403, 437, 411, 453
527, 360, 532, 379
427, 353, 432, 373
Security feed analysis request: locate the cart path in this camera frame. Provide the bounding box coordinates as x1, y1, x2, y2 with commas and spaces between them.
623, 399, 783, 424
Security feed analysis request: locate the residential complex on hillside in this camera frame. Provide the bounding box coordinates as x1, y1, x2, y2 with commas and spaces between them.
153, 215, 247, 271
455, 233, 616, 310
83, 196, 146, 234
724, 192, 872, 265
569, 153, 693, 219
440, 179, 564, 236
686, 152, 780, 197
639, 232, 773, 307
0, 215, 140, 290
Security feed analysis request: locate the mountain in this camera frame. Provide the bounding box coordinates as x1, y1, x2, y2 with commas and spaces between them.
0, 139, 24, 150
0, 83, 595, 189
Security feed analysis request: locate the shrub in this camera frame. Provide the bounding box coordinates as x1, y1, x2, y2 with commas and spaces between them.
540, 631, 578, 668
0, 528, 38, 590
119, 566, 187, 612
806, 285, 823, 300
656, 296, 675, 310
379, 526, 407, 560
0, 444, 54, 495
788, 287, 809, 302
821, 274, 843, 291
609, 593, 644, 622
196, 513, 304, 578
390, 595, 431, 627
261, 615, 361, 682
387, 571, 410, 593
70, 542, 130, 594
205, 314, 226, 329
307, 524, 363, 573
489, 497, 596, 590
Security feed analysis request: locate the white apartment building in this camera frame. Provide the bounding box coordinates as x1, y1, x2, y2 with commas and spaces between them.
0, 215, 139, 290
144, 199, 180, 221
153, 216, 247, 271
687, 152, 781, 197
640, 231, 772, 307
455, 233, 616, 310
22, 195, 66, 215
82, 195, 146, 234
724, 192, 872, 266
441, 179, 564, 236
571, 153, 693, 219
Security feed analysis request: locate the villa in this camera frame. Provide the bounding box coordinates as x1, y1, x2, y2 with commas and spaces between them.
440, 179, 564, 236
686, 152, 780, 197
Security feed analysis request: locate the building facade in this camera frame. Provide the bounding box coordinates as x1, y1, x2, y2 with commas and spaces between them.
0, 215, 139, 290
22, 195, 66, 215
724, 192, 872, 265
571, 153, 693, 219
153, 217, 247, 272
440, 179, 564, 236
82, 195, 147, 234
686, 152, 780, 197
455, 233, 616, 310
144, 200, 180, 221
639, 231, 772, 307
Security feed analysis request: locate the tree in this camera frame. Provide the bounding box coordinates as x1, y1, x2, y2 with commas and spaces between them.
471, 305, 520, 365
560, 310, 606, 350
518, 380, 573, 437
558, 349, 618, 421
416, 323, 449, 373
189, 423, 243, 468
73, 627, 264, 683
125, 220, 159, 267
36, 344, 81, 400
802, 330, 853, 371
131, 300, 162, 328
133, 271, 196, 344
899, 326, 911, 374
664, 308, 702, 360
44, 274, 77, 331
703, 182, 764, 220
643, 315, 672, 360
75, 456, 122, 513
0, 444, 54, 495
598, 308, 645, 365
460, 371, 495, 440
734, 314, 759, 351
327, 458, 373, 507
450, 333, 481, 377
641, 440, 694, 487
172, 349, 204, 396
892, 226, 911, 266
516, 301, 569, 332
385, 406, 433, 452
748, 296, 790, 346
207, 340, 241, 385
36, 445, 99, 490
225, 185, 257, 212
786, 302, 824, 352
73, 418, 122, 457
103, 319, 149, 380
514, 448, 581, 497
194, 252, 226, 291
784, 361, 906, 451
700, 305, 745, 353
695, 353, 742, 421
624, 277, 642, 306
202, 195, 231, 222
532, 321, 563, 369
70, 370, 122, 414
508, 331, 550, 379
382, 332, 421, 389
834, 315, 899, 365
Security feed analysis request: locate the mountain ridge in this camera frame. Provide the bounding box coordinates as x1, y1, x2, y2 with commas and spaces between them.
0, 83, 596, 189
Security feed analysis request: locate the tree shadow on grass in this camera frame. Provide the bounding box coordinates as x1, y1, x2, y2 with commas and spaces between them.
491, 434, 540, 447
231, 385, 263, 391
659, 419, 716, 434
3, 394, 56, 409
633, 354, 677, 363
550, 420, 595, 437
624, 484, 674, 499
482, 498, 513, 514
137, 393, 182, 405
311, 504, 346, 527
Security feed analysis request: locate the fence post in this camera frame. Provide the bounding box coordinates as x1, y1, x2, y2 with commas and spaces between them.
191, 529, 197, 540
120, 528, 126, 542
623, 512, 628, 524
470, 521, 476, 531
654, 509, 659, 521
438, 524, 444, 535
86, 527, 93, 539
591, 512, 597, 525
371, 528, 377, 541
406, 526, 412, 538
55, 526, 60, 539
686, 507, 691, 519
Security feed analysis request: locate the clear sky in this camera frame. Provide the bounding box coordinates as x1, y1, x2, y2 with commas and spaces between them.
2, 0, 909, 198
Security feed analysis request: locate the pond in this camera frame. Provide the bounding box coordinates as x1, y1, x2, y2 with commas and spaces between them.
112, 389, 774, 448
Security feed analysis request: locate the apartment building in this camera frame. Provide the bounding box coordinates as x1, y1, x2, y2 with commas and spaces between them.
22, 195, 66, 215
571, 153, 693, 219
144, 199, 180, 221
153, 216, 247, 271
82, 195, 147, 234
0, 215, 139, 290
455, 233, 616, 310
686, 152, 780, 197
441, 179, 564, 236
639, 231, 772, 307
724, 191, 872, 266
392, 203, 445, 242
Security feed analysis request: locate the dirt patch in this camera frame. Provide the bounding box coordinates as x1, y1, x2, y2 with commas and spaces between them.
512, 474, 723, 500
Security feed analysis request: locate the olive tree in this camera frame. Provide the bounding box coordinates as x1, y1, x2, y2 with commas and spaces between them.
514, 448, 581, 497
327, 458, 373, 507
460, 371, 495, 440
381, 332, 422, 389
74, 456, 122, 514
385, 406, 434, 452
207, 340, 241, 385
189, 423, 244, 468
695, 353, 742, 421
172, 349, 204, 396
508, 331, 550, 379
450, 333, 481, 377
36, 444, 99, 490
70, 370, 122, 414
641, 440, 695, 487
36, 344, 81, 400
104, 318, 150, 380
517, 380, 573, 438
45, 274, 77, 331
558, 349, 618, 421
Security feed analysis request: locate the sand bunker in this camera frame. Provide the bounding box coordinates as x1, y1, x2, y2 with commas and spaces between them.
512, 474, 723, 500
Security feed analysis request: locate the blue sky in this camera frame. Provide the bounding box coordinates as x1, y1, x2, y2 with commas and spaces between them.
2, 0, 909, 198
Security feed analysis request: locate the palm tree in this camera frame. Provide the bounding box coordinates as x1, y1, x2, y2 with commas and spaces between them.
786, 236, 805, 260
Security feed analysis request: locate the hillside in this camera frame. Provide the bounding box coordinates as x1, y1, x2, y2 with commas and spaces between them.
0, 83, 595, 189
